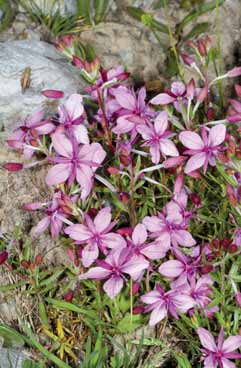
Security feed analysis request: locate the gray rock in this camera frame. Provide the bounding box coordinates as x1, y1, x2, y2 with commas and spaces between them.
0, 40, 84, 134
80, 22, 164, 81
0, 349, 28, 368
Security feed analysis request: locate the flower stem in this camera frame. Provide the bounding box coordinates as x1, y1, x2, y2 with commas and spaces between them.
96, 88, 114, 151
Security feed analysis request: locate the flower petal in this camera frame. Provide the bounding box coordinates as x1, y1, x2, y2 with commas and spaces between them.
197, 328, 217, 352
222, 336, 241, 353
103, 276, 124, 299
184, 152, 206, 174
149, 304, 167, 326
31, 216, 50, 237
221, 358, 236, 368
132, 224, 147, 245
159, 260, 184, 278
179, 131, 204, 150
65, 224, 92, 241
172, 230, 196, 247
79, 267, 110, 280
63, 94, 84, 121
94, 207, 112, 233
154, 111, 168, 134
51, 129, 73, 157
101, 233, 126, 249
82, 243, 99, 267
208, 124, 226, 147
160, 139, 179, 157
73, 125, 89, 144
150, 93, 175, 105
46, 164, 71, 186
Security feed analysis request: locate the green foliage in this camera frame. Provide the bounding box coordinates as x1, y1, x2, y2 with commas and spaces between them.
19, 0, 85, 39
127, 0, 226, 76
76, 0, 111, 25
0, 0, 15, 32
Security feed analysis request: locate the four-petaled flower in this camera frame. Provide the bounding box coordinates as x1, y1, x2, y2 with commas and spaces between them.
179, 125, 226, 174
79, 247, 149, 298
197, 327, 241, 368
141, 284, 195, 326
65, 207, 126, 267
46, 128, 106, 199
137, 111, 179, 164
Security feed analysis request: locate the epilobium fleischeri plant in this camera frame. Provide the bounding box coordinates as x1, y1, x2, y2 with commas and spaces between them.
3, 34, 241, 366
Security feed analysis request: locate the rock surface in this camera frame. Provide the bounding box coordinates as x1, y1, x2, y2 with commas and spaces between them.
80, 22, 164, 81
0, 40, 84, 134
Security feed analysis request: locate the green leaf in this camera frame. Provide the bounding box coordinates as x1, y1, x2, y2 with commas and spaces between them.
216, 162, 238, 187
117, 313, 143, 333
94, 0, 110, 24
175, 352, 192, 368
76, 0, 91, 24
182, 22, 210, 42
177, 0, 225, 33
126, 6, 168, 34
22, 359, 46, 368
0, 325, 25, 348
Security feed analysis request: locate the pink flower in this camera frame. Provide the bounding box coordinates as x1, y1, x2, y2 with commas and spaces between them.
57, 94, 89, 144
46, 129, 106, 199
7, 110, 55, 159
65, 207, 126, 267
143, 199, 196, 252
112, 87, 154, 136
78, 247, 149, 298
137, 111, 179, 164
31, 191, 71, 239
179, 125, 226, 174
234, 228, 241, 246
159, 247, 201, 281
141, 284, 195, 326
197, 327, 241, 368
150, 81, 187, 112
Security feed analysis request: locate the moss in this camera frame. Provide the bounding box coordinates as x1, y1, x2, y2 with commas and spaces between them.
0, 0, 15, 32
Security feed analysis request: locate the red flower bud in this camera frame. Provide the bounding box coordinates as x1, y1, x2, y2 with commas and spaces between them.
21, 260, 30, 269
3, 163, 23, 172
221, 238, 230, 250
117, 227, 133, 236
42, 90, 64, 99
181, 53, 194, 66
235, 292, 241, 307
190, 193, 201, 207
64, 290, 74, 302
0, 251, 8, 265
87, 208, 98, 218
228, 243, 238, 253
35, 254, 43, 265
132, 306, 144, 315
201, 265, 213, 274
207, 106, 215, 121
132, 282, 140, 296
107, 167, 119, 175
119, 192, 130, 204
23, 202, 42, 211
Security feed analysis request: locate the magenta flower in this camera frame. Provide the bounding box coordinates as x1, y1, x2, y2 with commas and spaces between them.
159, 247, 201, 281
46, 129, 106, 199
150, 81, 187, 112
141, 284, 195, 326
197, 327, 241, 368
78, 247, 149, 298
65, 207, 126, 267
143, 200, 196, 252
112, 87, 154, 136
128, 223, 169, 261
31, 190, 71, 239
7, 110, 55, 159
58, 94, 89, 144
179, 125, 226, 174
137, 111, 179, 164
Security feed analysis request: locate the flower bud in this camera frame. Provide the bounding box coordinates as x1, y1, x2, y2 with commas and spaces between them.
117, 227, 133, 236
228, 243, 238, 253
119, 192, 129, 204
23, 202, 42, 211
64, 290, 74, 302
132, 306, 144, 315
3, 163, 23, 172
201, 265, 213, 274
21, 260, 30, 269
235, 292, 241, 307
221, 238, 230, 250
207, 106, 215, 121
87, 208, 98, 218
181, 53, 194, 66
107, 167, 119, 175
227, 67, 241, 78
132, 282, 140, 296
0, 251, 8, 265
42, 90, 64, 99
190, 193, 201, 207
35, 254, 43, 265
